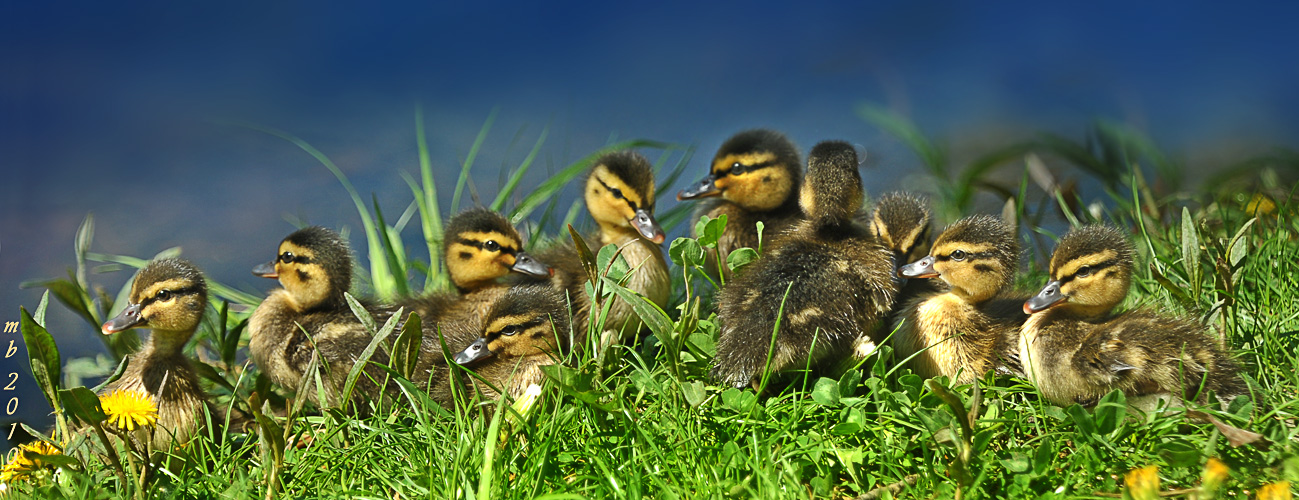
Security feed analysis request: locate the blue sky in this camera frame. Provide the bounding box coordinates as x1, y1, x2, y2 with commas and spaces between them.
2, 1, 1296, 441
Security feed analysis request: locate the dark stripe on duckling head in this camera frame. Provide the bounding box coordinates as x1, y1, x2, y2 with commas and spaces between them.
445, 208, 519, 245
1051, 225, 1134, 279
713, 129, 802, 180
931, 215, 1019, 289
131, 258, 208, 303
486, 285, 571, 344
588, 150, 656, 207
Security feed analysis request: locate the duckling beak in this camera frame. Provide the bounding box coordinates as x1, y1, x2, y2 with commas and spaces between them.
898, 256, 938, 279
511, 252, 553, 278
252, 261, 278, 278
101, 303, 146, 335
453, 337, 494, 365
1024, 280, 1065, 314
676, 175, 721, 200
631, 208, 666, 244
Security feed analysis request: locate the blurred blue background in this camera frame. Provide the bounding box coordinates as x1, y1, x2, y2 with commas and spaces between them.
3, 1, 1297, 448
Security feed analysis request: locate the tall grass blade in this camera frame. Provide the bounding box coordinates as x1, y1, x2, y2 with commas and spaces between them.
453, 108, 499, 213
491, 126, 549, 211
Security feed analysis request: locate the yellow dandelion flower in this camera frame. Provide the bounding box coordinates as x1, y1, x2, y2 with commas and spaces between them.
1256, 482, 1292, 500
1246, 193, 1276, 216
1125, 465, 1160, 500
100, 389, 158, 431
1201, 457, 1229, 496
0, 441, 61, 484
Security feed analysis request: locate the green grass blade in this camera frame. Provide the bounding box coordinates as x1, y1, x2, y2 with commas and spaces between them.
453, 108, 499, 213
491, 126, 549, 211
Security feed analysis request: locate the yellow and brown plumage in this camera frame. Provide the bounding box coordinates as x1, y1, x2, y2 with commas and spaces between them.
98, 258, 211, 452
1020, 225, 1245, 408
712, 141, 899, 388
677, 129, 803, 276
248, 226, 444, 409
399, 208, 551, 346
531, 150, 670, 354
448, 284, 570, 400
892, 215, 1027, 384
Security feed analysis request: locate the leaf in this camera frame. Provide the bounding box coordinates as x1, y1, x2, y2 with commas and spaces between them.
567, 225, 600, 289
1226, 218, 1257, 277
830, 422, 862, 435
341, 307, 403, 408
596, 244, 630, 283
1156, 438, 1201, 468
344, 292, 378, 333
192, 361, 237, 393
391, 312, 424, 380
811, 377, 841, 406
602, 277, 673, 342
1185, 410, 1266, 449
698, 215, 727, 248
57, 387, 106, 425
681, 381, 707, 408
1065, 404, 1097, 438
837, 370, 862, 397
28, 451, 82, 469
1181, 207, 1201, 295
720, 388, 756, 413
1149, 263, 1195, 309
668, 237, 705, 268
725, 247, 760, 273
21, 302, 61, 409
1093, 389, 1127, 435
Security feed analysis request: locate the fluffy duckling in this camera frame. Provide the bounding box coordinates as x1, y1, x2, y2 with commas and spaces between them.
249, 226, 413, 408
677, 129, 803, 276
400, 208, 551, 332
99, 258, 210, 452
712, 141, 898, 389
534, 150, 670, 353
1020, 225, 1245, 408
449, 285, 570, 400
893, 215, 1027, 384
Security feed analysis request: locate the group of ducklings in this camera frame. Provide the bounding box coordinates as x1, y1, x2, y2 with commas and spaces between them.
90, 128, 1244, 456
696, 130, 1244, 412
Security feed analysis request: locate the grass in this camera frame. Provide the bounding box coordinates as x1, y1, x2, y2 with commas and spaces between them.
6, 108, 1299, 499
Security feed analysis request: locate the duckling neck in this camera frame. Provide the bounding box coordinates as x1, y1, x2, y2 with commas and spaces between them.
142, 328, 193, 359
596, 223, 643, 247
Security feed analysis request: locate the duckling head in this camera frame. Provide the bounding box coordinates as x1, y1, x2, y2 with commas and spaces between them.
799, 141, 863, 227
677, 129, 802, 212
871, 192, 933, 264
899, 215, 1018, 303
453, 285, 569, 365
584, 151, 665, 244
252, 226, 352, 311
102, 258, 208, 349
1024, 225, 1134, 317
444, 208, 551, 291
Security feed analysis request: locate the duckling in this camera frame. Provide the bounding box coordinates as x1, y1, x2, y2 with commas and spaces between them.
449, 284, 570, 400
893, 215, 1028, 384
712, 141, 898, 389
99, 258, 210, 452
249, 226, 413, 408
399, 208, 551, 333
677, 129, 803, 276
532, 150, 670, 353
1020, 225, 1245, 408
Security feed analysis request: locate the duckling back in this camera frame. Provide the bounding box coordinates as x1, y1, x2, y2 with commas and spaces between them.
712, 141, 898, 388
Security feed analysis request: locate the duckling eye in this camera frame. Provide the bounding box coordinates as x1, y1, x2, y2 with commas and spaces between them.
155, 290, 172, 302
279, 251, 295, 264
483, 240, 500, 252
1076, 266, 1092, 278
730, 162, 747, 175
500, 325, 519, 336
609, 187, 624, 199
950, 250, 967, 261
